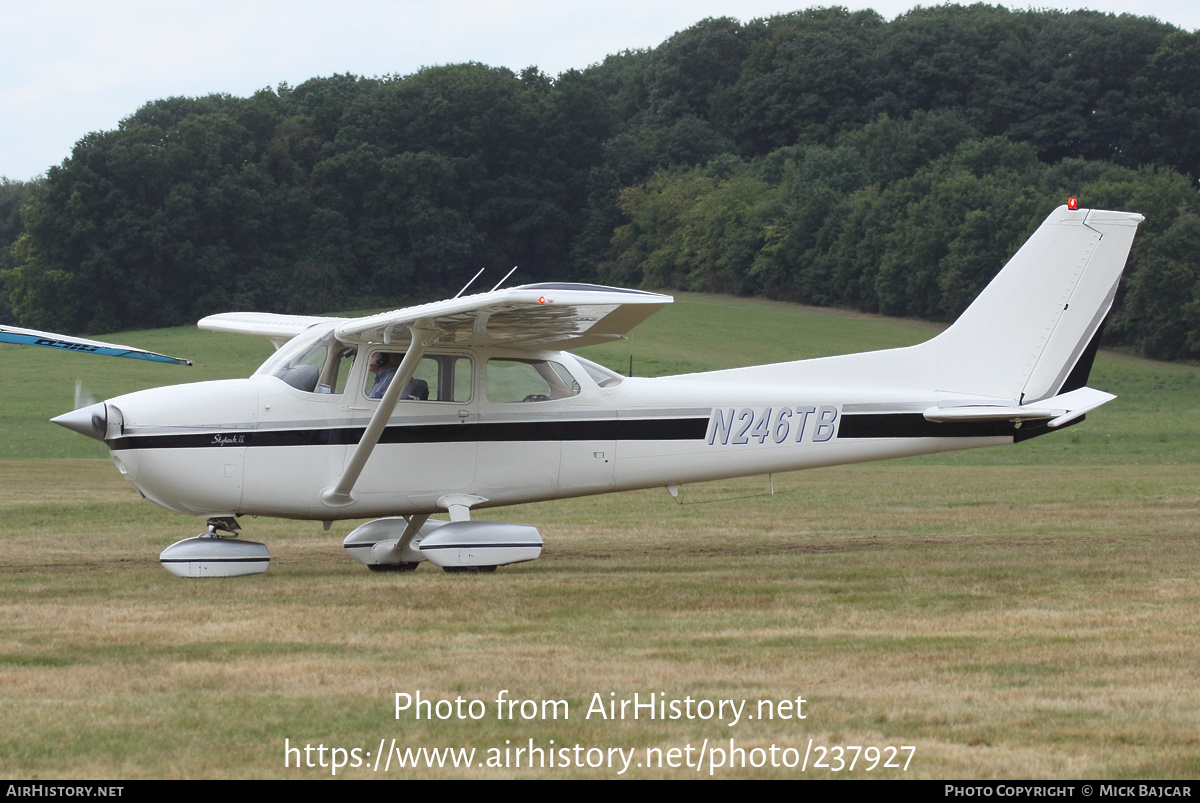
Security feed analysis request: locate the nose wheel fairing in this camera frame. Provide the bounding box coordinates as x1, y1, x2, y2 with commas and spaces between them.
159, 519, 269, 578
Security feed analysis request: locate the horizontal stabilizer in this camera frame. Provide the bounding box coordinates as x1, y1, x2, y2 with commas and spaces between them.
924, 386, 1115, 428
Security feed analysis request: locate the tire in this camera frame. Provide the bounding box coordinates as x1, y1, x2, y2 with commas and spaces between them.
367, 562, 419, 573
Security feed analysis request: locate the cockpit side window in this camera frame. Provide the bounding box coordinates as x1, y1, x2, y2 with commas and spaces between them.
363, 352, 472, 403
486, 359, 581, 403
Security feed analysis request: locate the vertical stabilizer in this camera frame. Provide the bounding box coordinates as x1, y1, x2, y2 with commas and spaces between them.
924, 206, 1143, 402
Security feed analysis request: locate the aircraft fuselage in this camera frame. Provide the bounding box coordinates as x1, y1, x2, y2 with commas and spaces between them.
99, 345, 1015, 521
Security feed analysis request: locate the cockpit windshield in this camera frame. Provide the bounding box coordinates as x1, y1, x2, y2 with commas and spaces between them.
253, 325, 355, 394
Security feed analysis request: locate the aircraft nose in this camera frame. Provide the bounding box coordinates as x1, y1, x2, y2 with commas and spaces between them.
52, 402, 109, 441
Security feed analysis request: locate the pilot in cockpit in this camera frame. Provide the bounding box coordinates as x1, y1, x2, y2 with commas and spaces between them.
367, 352, 429, 400
367, 352, 397, 398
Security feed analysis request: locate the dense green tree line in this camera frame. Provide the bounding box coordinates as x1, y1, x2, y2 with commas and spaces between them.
3, 5, 1200, 360
0, 177, 41, 323
602, 135, 1200, 359
4, 66, 612, 332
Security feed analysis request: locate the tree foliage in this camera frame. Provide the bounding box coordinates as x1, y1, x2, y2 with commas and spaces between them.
0, 177, 41, 323
4, 5, 1200, 360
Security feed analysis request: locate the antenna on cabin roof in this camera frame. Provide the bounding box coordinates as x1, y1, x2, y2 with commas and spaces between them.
491, 266, 519, 292
453, 268, 485, 299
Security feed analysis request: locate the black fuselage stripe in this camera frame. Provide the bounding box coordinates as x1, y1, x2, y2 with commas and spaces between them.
105, 412, 1033, 451
107, 417, 711, 450
837, 413, 1017, 439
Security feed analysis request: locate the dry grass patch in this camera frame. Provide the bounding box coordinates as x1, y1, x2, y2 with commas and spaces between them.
1, 459, 1198, 778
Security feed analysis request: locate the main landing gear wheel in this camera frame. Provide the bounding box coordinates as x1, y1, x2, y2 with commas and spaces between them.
343, 519, 541, 573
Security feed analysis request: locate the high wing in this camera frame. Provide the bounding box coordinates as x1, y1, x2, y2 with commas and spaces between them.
197, 312, 344, 350
197, 284, 672, 352
334, 283, 672, 349
0, 324, 192, 366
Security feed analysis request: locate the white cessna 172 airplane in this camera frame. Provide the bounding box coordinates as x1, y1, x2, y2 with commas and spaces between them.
38, 203, 1141, 577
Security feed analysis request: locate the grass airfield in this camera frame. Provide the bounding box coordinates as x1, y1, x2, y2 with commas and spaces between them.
1, 294, 1198, 779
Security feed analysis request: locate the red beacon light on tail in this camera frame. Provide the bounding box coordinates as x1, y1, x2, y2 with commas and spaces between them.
1067, 197, 1079, 210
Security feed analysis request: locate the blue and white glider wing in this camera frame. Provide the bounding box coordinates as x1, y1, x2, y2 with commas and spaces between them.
334, 283, 673, 350
0, 324, 192, 366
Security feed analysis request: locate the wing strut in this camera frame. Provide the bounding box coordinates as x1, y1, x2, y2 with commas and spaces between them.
320, 323, 436, 507
396, 515, 429, 550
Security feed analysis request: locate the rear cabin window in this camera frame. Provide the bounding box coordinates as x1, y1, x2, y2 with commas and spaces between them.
575, 356, 625, 388
486, 359, 580, 403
